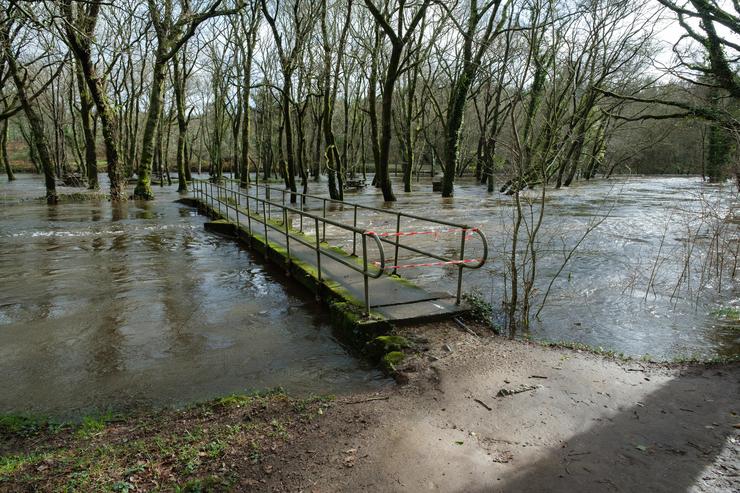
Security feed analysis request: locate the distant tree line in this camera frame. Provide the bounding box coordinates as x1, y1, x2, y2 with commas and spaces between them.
0, 0, 737, 204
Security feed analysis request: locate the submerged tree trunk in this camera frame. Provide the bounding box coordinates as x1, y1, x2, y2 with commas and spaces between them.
172, 52, 189, 192
706, 123, 732, 182
239, 10, 259, 188
1, 120, 14, 182
75, 61, 98, 189
6, 55, 57, 203
61, 0, 126, 200
134, 51, 166, 199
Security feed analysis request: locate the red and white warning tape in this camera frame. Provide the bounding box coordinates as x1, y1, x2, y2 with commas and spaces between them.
366, 226, 480, 240
373, 258, 483, 270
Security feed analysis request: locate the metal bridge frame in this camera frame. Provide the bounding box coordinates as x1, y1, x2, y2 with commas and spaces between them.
192, 179, 488, 316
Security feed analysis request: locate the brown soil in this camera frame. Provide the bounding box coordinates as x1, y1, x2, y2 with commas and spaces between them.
264, 322, 739, 492
1, 321, 738, 492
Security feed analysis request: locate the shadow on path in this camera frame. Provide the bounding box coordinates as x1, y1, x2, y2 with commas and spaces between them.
468, 365, 739, 492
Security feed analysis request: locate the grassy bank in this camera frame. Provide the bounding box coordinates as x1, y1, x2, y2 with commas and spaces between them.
0, 389, 334, 492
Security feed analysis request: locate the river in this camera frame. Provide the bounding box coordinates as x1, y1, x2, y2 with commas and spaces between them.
1, 174, 737, 416
306, 175, 739, 360
0, 175, 385, 417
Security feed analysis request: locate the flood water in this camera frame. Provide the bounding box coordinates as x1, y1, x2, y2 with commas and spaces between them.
0, 176, 384, 418
309, 175, 738, 360
1, 174, 737, 417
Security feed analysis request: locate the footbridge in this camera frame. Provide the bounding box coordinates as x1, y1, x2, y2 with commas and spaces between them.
190, 179, 488, 325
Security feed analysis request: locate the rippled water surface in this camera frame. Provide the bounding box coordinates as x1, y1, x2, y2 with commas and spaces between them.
0, 176, 384, 417
307, 175, 738, 360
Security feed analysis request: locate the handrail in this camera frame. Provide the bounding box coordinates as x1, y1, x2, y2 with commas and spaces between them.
224, 178, 473, 229
191, 179, 385, 315
221, 179, 488, 296
196, 177, 488, 306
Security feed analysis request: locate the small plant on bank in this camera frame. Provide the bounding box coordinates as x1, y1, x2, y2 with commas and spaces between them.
462, 291, 501, 334
711, 306, 739, 327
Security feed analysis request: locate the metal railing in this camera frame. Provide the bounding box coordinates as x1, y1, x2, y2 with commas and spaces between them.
218, 179, 488, 304
192, 177, 488, 314
192, 179, 385, 316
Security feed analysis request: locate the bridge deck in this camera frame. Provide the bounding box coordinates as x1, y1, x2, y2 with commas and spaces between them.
203, 202, 467, 324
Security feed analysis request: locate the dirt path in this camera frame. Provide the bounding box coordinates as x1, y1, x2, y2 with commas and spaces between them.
1, 321, 737, 492
267, 323, 739, 492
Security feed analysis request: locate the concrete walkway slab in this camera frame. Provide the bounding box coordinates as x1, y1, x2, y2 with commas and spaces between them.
196, 198, 468, 325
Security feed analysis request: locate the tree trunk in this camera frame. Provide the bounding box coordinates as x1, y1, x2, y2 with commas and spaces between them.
1, 120, 14, 181
377, 44, 401, 202
706, 123, 732, 182
281, 74, 297, 202
134, 50, 167, 199
172, 53, 189, 192
61, 0, 126, 200
239, 32, 256, 188
367, 29, 382, 189
442, 71, 474, 197
7, 54, 57, 203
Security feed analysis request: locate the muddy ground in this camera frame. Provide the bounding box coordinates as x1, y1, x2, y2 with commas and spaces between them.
1, 321, 738, 492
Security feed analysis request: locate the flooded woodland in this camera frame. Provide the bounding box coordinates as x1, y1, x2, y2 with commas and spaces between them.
0, 0, 738, 490
1, 173, 737, 417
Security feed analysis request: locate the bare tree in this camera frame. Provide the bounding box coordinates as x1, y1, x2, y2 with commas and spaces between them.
363, 0, 431, 201
134, 0, 244, 200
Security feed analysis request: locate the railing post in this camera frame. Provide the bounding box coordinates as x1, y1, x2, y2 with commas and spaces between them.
262, 200, 269, 258
217, 182, 222, 217
299, 196, 304, 232
322, 199, 327, 242
245, 187, 252, 242
234, 190, 240, 231
456, 228, 467, 305
284, 207, 291, 270
224, 185, 229, 221
393, 214, 401, 276
352, 205, 357, 256
315, 217, 322, 283
362, 233, 370, 317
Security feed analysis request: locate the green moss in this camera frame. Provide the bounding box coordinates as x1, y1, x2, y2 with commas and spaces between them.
539, 340, 628, 361
212, 394, 253, 408
374, 335, 411, 352
36, 192, 109, 203
462, 291, 500, 334
76, 413, 114, 438
382, 351, 405, 371
324, 280, 364, 307
535, 339, 740, 365
292, 395, 335, 414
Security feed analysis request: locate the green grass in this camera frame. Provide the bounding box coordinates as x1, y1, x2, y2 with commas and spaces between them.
535, 339, 740, 365
711, 307, 740, 324
1, 389, 333, 491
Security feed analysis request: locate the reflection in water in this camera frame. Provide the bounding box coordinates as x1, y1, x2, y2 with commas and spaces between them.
0, 176, 384, 417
